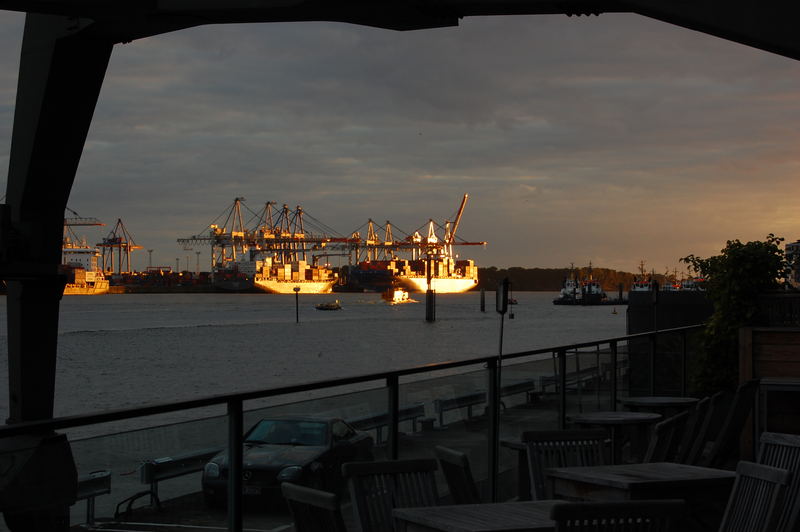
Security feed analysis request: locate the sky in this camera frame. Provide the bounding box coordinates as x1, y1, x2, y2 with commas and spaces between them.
1, 11, 799, 274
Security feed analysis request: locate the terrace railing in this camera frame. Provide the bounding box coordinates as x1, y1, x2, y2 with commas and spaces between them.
0, 324, 703, 531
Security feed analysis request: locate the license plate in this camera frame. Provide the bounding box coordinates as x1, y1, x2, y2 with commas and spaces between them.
243, 486, 261, 495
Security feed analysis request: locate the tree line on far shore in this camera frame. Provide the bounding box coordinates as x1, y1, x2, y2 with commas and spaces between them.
476, 266, 670, 292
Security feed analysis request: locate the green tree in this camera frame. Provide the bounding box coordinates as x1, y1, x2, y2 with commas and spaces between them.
681, 234, 792, 393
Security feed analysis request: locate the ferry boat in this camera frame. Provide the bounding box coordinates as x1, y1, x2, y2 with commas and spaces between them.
382, 287, 414, 304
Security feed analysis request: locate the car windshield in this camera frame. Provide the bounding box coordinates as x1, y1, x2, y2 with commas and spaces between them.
245, 420, 328, 446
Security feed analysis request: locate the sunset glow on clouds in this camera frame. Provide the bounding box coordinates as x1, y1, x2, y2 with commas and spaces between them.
1, 12, 799, 272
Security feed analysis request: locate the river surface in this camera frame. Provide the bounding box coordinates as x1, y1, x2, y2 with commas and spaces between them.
0, 291, 626, 422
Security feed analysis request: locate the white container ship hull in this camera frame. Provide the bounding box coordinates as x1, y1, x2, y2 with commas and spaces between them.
253, 279, 335, 294
397, 276, 478, 294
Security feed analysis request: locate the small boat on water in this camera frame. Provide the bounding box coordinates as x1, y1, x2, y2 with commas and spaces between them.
315, 300, 342, 311
382, 288, 415, 304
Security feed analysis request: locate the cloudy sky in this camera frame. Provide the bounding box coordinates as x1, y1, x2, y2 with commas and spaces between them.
1, 11, 799, 274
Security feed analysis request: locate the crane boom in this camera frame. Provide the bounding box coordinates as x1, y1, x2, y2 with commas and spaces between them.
447, 193, 469, 244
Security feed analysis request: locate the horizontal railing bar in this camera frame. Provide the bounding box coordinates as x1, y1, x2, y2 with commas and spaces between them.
0, 324, 703, 438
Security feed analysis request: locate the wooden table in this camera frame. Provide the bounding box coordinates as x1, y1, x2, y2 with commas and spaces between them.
570, 411, 661, 463
546, 462, 735, 530
620, 396, 699, 416
393, 501, 560, 532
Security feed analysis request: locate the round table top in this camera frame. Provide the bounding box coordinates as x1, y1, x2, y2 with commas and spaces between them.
570, 411, 662, 425
620, 396, 699, 408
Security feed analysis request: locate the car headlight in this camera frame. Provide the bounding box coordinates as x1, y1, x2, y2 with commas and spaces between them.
204, 462, 220, 479
277, 465, 303, 482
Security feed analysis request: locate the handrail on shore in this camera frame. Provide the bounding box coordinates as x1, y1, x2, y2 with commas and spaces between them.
0, 324, 703, 438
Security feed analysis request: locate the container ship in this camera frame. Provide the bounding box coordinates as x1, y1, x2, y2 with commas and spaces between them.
61, 242, 110, 295
61, 212, 109, 295
180, 195, 483, 295
343, 194, 484, 293
181, 200, 342, 294
251, 256, 336, 294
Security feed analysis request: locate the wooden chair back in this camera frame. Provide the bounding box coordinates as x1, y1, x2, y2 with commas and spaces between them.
676, 395, 710, 464
550, 499, 686, 531
643, 410, 690, 463
522, 429, 607, 500
281, 482, 347, 532
718, 461, 792, 532
702, 379, 759, 468
757, 432, 800, 532
434, 445, 480, 504
342, 459, 439, 532
685, 390, 728, 465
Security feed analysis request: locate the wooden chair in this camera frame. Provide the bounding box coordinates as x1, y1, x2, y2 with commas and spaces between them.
685, 390, 729, 465
550, 499, 686, 531
756, 432, 800, 532
702, 379, 759, 468
718, 461, 792, 532
281, 482, 347, 532
522, 429, 607, 500
643, 410, 690, 463
434, 445, 480, 504
342, 459, 439, 532
675, 395, 710, 464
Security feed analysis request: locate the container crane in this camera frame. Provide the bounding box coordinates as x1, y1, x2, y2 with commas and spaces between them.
97, 219, 142, 274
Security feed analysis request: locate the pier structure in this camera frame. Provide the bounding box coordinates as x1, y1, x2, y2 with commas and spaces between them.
0, 1, 799, 531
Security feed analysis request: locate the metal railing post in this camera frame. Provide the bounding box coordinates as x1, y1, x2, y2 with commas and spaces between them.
227, 399, 243, 532
610, 340, 618, 411
558, 349, 567, 430
681, 330, 687, 396
487, 358, 499, 502
648, 333, 656, 395
387, 375, 399, 460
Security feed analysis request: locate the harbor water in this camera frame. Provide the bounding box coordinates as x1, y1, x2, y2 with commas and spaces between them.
0, 291, 625, 423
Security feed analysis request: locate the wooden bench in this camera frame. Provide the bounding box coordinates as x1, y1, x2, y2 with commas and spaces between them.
539, 366, 602, 394
349, 403, 426, 443
500, 379, 537, 403
432, 381, 537, 427
434, 391, 487, 427
76, 470, 111, 526
114, 447, 221, 517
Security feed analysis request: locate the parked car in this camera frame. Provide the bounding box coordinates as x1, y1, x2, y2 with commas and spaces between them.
202, 415, 374, 506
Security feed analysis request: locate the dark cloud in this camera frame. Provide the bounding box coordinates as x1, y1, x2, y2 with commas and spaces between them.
1, 12, 799, 271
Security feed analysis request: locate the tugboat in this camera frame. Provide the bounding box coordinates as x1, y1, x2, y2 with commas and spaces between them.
553, 263, 610, 305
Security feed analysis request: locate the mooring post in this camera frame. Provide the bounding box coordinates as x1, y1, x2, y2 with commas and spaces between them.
293, 286, 300, 323
425, 255, 435, 322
